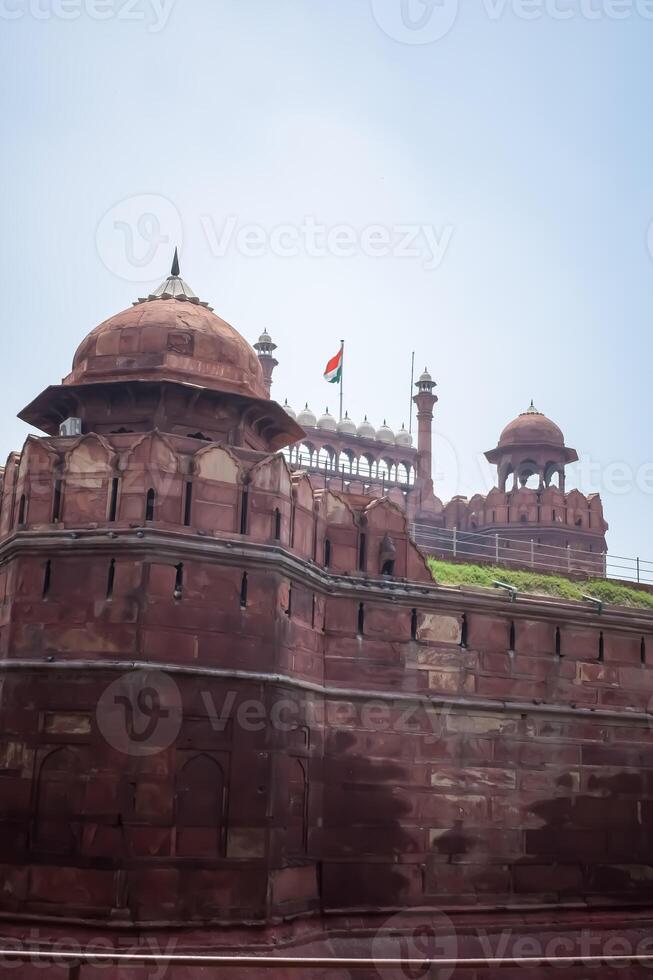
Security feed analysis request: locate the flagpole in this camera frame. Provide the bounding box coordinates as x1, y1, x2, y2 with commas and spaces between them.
339, 339, 344, 421
409, 351, 415, 435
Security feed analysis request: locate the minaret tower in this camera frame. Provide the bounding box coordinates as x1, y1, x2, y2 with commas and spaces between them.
253, 329, 278, 394
413, 367, 438, 501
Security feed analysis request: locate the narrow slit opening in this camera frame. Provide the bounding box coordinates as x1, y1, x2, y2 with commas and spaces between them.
174, 563, 184, 599
357, 603, 365, 637
108, 478, 119, 522
106, 559, 116, 600
42, 560, 52, 598
240, 488, 249, 535
358, 533, 366, 571
52, 481, 63, 523
183, 482, 193, 527
145, 488, 156, 522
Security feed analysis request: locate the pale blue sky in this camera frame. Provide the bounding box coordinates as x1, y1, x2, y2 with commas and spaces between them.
1, 0, 651, 560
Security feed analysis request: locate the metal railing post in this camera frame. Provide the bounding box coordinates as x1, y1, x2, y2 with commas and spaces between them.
495, 534, 499, 563
453, 527, 457, 558
530, 539, 535, 568
567, 544, 571, 572
637, 557, 641, 583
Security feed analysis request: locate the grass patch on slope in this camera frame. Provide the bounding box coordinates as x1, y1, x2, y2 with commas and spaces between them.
428, 558, 653, 611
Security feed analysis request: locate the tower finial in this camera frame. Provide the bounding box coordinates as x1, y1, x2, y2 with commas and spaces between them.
171, 247, 180, 277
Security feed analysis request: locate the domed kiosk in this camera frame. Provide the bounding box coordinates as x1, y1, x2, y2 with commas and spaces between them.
485, 401, 578, 492
19, 255, 302, 452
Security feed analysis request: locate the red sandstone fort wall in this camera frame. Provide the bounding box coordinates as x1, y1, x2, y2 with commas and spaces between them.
0, 429, 652, 976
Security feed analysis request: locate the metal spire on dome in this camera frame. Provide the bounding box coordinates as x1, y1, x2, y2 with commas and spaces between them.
133, 249, 214, 310
524, 400, 542, 415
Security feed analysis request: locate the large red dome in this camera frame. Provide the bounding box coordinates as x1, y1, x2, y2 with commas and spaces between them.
498, 403, 565, 448
65, 277, 267, 401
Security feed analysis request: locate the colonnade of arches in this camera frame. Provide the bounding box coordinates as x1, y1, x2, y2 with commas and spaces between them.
497, 458, 566, 492
284, 443, 416, 487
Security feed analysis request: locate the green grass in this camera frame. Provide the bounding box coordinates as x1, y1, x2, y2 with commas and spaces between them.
428, 558, 653, 611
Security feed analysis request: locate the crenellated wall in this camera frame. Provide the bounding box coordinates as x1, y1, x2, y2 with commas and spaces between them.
0, 430, 652, 943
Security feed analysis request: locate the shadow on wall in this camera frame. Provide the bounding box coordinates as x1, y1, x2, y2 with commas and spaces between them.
516, 771, 653, 901
319, 730, 419, 910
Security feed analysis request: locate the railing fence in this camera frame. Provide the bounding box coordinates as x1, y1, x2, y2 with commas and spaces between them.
410, 523, 653, 586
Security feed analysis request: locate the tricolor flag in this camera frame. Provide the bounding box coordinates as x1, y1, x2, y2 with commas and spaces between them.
323, 345, 343, 384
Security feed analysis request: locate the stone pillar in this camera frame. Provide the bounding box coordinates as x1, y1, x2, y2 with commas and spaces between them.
412, 368, 438, 502
253, 330, 279, 395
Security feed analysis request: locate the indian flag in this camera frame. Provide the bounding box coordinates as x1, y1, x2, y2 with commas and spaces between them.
324, 345, 343, 384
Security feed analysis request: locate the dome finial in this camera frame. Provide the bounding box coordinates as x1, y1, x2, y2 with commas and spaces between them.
171, 247, 180, 278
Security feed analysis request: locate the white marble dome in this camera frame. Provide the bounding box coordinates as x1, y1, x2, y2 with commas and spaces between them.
376, 420, 395, 444
395, 423, 413, 448
337, 411, 357, 436
297, 403, 317, 427
317, 407, 338, 432
357, 415, 376, 439
283, 399, 296, 419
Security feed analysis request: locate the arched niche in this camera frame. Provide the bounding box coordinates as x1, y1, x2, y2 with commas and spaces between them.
194, 445, 241, 484
175, 754, 226, 858
34, 747, 87, 854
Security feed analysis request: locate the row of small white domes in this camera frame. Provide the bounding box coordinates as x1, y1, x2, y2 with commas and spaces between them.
283, 402, 413, 447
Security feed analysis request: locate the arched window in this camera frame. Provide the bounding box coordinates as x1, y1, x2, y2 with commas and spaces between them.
358, 456, 372, 479
517, 461, 540, 489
